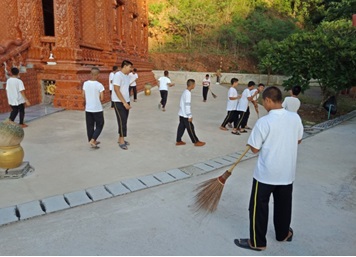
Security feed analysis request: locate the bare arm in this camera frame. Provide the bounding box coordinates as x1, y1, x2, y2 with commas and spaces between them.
100, 91, 104, 102
20, 91, 30, 105
248, 144, 260, 154
113, 85, 131, 110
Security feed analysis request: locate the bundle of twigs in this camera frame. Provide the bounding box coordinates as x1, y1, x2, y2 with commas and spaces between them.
209, 86, 217, 98
194, 146, 251, 213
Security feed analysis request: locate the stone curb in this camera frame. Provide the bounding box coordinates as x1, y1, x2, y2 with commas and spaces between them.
0, 111, 354, 227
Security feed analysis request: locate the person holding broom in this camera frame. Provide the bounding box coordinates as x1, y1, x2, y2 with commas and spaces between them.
234, 86, 303, 251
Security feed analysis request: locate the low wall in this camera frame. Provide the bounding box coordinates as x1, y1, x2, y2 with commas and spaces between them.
152, 70, 321, 87
152, 70, 289, 86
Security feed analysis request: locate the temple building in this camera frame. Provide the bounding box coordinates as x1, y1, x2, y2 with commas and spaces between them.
0, 0, 156, 113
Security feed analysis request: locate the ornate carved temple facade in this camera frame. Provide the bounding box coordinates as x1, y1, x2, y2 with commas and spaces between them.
0, 0, 156, 113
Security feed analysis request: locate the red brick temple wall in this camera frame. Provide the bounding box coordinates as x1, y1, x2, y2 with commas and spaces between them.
0, 0, 156, 113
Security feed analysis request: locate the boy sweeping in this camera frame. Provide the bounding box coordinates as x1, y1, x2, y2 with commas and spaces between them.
234, 86, 303, 251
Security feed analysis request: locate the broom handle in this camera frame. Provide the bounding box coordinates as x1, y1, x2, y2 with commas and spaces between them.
227, 146, 251, 173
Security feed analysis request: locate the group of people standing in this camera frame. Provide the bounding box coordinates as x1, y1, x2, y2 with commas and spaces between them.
83, 60, 137, 150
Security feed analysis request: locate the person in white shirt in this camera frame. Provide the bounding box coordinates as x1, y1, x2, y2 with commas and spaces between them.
6, 67, 30, 128
231, 81, 254, 135
282, 85, 302, 113
109, 65, 118, 108
220, 78, 241, 131
82, 67, 105, 149
128, 68, 139, 102
244, 83, 265, 129
202, 74, 211, 102
176, 79, 205, 147
112, 60, 133, 150
157, 70, 175, 111
234, 86, 303, 252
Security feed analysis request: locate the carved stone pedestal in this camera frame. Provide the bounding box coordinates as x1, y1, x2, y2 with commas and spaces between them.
0, 161, 35, 179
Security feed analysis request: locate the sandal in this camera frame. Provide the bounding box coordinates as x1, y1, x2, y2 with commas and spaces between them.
285, 228, 293, 242
90, 143, 100, 149
231, 131, 240, 135
117, 141, 130, 145
234, 239, 265, 251
240, 129, 248, 133
119, 143, 128, 150
220, 126, 228, 131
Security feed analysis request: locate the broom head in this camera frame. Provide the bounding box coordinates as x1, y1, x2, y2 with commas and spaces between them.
212, 92, 217, 98
194, 170, 231, 213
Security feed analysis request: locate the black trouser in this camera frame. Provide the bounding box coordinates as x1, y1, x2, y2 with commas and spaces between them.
160, 90, 168, 108
110, 90, 114, 108
233, 111, 245, 129
241, 106, 250, 129
248, 178, 293, 248
85, 111, 104, 141
202, 86, 209, 101
9, 104, 25, 124
176, 116, 200, 143
113, 102, 130, 137
129, 86, 137, 100
221, 110, 238, 127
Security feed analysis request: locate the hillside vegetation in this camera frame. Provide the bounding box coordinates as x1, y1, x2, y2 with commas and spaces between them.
147, 0, 356, 103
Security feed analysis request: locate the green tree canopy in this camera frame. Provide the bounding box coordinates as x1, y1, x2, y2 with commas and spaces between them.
269, 19, 356, 102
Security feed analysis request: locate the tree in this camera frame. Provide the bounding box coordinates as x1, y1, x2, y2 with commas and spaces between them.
269, 19, 356, 103
166, 0, 218, 49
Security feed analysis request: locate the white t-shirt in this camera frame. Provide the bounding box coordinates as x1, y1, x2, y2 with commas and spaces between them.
112, 71, 130, 103
178, 89, 192, 118
158, 76, 171, 91
128, 72, 138, 87
282, 97, 301, 113
6, 77, 25, 106
83, 80, 105, 112
109, 72, 115, 91
236, 88, 251, 112
247, 108, 303, 185
227, 87, 238, 111
202, 78, 211, 87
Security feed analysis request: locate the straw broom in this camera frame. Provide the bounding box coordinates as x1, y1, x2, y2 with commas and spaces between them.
208, 86, 217, 98
194, 146, 251, 213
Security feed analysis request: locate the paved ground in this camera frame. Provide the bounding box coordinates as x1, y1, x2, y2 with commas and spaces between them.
0, 83, 355, 255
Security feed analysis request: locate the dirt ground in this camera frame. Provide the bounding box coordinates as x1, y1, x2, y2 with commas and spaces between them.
149, 52, 258, 73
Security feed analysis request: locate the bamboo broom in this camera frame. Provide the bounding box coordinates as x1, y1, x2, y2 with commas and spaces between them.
194, 146, 251, 213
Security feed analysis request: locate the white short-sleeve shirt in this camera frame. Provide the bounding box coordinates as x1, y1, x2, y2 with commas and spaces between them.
236, 88, 251, 112
158, 76, 171, 91
6, 77, 25, 106
112, 71, 130, 103
83, 80, 105, 112
226, 87, 238, 111
109, 72, 115, 91
247, 108, 304, 185
128, 72, 138, 87
282, 96, 301, 113
202, 78, 211, 87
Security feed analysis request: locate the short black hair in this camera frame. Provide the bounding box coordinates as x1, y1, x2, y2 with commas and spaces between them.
248, 81, 256, 87
205, 74, 209, 77
133, 68, 137, 72
292, 85, 302, 96
112, 65, 118, 71
11, 67, 19, 76
187, 79, 195, 86
258, 83, 265, 87
121, 60, 133, 68
262, 86, 282, 103
164, 70, 169, 76
231, 78, 239, 85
